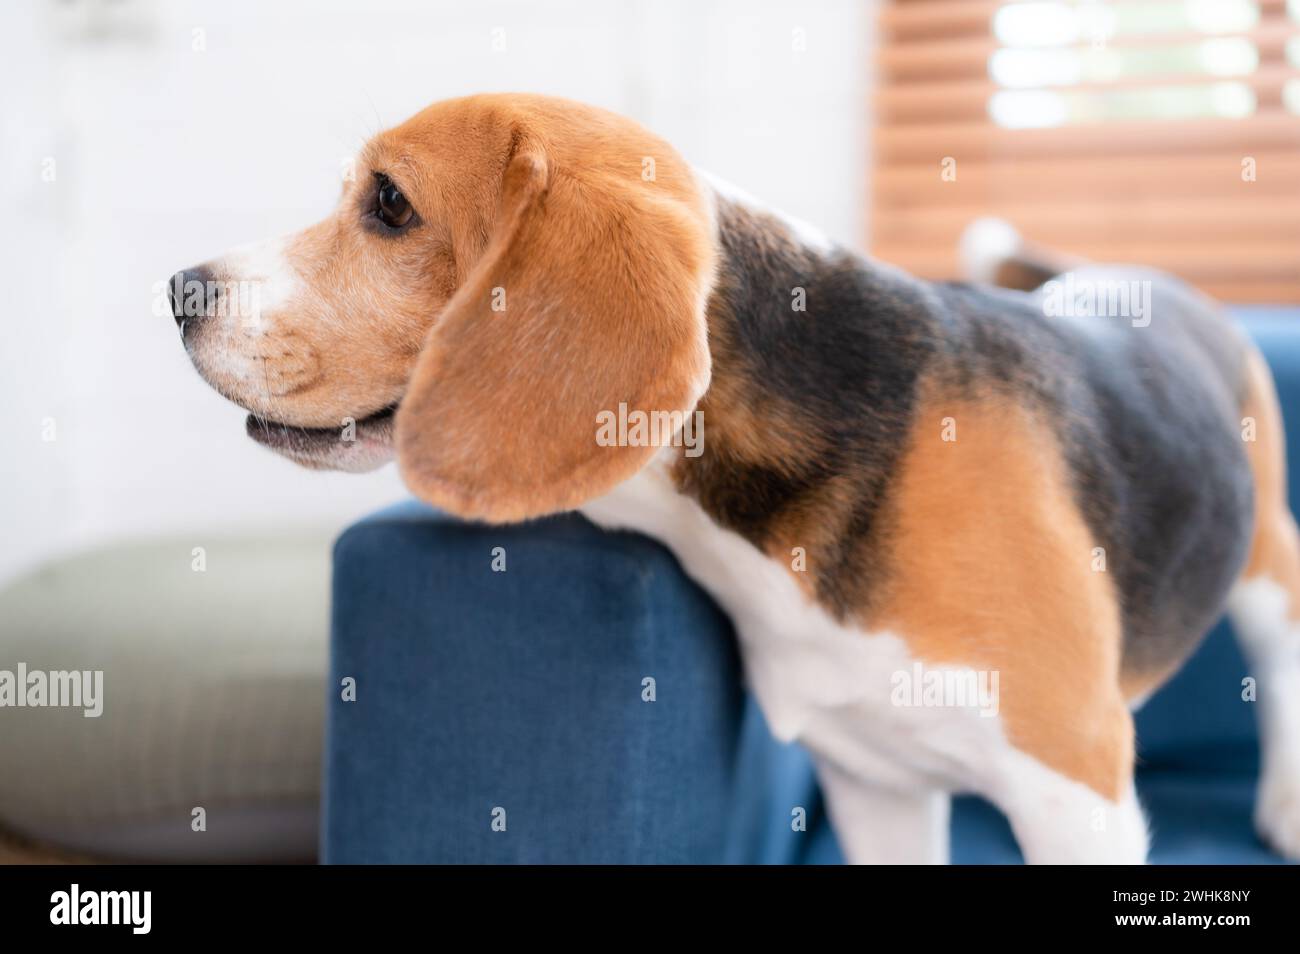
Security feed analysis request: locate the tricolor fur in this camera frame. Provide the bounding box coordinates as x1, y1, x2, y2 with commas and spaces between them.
173, 93, 1300, 863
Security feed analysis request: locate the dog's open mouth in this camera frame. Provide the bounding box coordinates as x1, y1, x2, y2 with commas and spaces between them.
244, 403, 399, 472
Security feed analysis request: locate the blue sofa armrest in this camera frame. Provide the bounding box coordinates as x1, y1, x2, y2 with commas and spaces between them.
323, 503, 759, 863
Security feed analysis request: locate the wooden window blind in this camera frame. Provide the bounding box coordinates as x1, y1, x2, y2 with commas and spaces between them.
870, 0, 1300, 303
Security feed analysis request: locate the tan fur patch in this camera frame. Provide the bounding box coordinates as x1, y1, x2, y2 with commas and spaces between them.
991, 258, 1054, 293
866, 392, 1133, 800
1240, 346, 1300, 618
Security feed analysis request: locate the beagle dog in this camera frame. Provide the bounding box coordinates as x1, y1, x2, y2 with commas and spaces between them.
171, 93, 1300, 864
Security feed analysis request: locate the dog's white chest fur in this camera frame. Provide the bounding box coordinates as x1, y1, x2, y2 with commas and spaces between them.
581, 451, 1011, 795
583, 452, 1154, 864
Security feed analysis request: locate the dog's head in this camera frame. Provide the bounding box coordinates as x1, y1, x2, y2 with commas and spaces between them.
173, 93, 715, 522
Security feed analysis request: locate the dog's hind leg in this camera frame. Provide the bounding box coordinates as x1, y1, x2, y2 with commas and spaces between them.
993, 754, 1149, 865
1227, 346, 1300, 859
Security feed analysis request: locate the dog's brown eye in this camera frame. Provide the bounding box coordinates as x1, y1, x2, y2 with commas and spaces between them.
377, 179, 413, 228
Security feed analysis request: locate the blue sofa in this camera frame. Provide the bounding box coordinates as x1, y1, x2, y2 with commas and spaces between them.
322, 309, 1299, 864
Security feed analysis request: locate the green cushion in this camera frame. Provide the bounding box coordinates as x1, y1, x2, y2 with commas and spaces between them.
0, 533, 332, 861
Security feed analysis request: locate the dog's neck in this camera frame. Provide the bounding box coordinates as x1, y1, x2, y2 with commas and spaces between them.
670, 194, 938, 618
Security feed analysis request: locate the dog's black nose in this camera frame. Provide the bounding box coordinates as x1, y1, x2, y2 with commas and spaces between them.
168, 267, 216, 327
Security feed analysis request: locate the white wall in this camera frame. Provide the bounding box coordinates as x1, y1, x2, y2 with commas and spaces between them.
0, 0, 872, 583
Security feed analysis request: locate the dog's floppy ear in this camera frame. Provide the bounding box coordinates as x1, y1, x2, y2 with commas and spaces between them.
395, 126, 715, 523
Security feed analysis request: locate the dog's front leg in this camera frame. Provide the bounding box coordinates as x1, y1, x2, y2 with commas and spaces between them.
815, 759, 951, 864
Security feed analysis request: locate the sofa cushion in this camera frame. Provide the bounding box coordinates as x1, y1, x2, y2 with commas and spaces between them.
0, 533, 332, 861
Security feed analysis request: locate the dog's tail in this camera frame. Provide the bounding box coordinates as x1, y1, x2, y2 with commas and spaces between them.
959, 218, 1082, 291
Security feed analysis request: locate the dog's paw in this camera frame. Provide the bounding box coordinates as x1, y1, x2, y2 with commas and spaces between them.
1255, 768, 1300, 860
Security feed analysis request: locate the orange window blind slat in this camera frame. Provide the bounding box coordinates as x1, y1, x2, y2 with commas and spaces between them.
870, 0, 1300, 304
